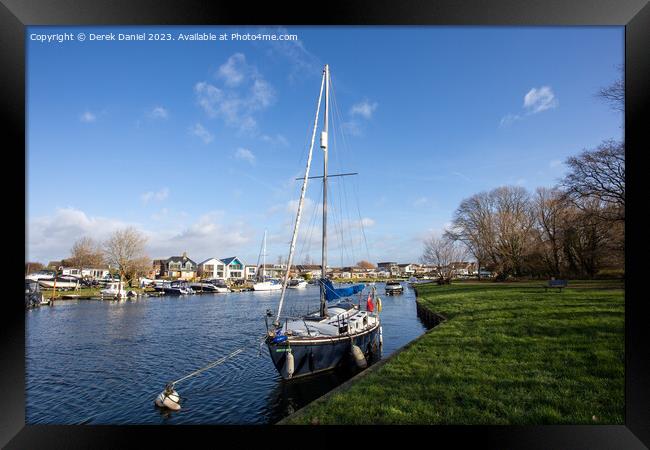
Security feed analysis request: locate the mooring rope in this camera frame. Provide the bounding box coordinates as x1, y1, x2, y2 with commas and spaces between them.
169, 347, 245, 387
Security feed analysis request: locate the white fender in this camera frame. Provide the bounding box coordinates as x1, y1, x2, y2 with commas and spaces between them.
351, 344, 367, 369
379, 326, 383, 346
155, 389, 181, 411
285, 350, 295, 379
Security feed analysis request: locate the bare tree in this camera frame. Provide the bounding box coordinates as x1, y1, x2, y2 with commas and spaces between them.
532, 187, 568, 277
68, 236, 105, 269
25, 262, 44, 274
103, 227, 150, 285
421, 234, 466, 283
561, 139, 624, 222
596, 66, 624, 113
356, 260, 376, 269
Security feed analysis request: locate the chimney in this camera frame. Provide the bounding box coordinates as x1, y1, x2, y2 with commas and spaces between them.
182, 251, 187, 259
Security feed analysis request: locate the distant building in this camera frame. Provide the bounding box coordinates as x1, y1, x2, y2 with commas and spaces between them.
157, 252, 197, 279
60, 267, 110, 279
197, 258, 226, 279
220, 257, 246, 280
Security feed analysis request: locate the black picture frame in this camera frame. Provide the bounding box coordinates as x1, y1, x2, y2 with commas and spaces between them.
3, 0, 648, 447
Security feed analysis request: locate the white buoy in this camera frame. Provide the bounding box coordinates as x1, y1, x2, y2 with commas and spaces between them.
351, 344, 367, 369
155, 388, 181, 411
379, 326, 383, 346
285, 350, 295, 379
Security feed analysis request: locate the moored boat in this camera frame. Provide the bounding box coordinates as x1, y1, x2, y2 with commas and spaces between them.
264, 64, 382, 380
286, 279, 308, 289
385, 280, 403, 295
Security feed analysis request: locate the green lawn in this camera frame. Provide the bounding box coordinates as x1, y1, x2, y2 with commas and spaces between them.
282, 280, 624, 424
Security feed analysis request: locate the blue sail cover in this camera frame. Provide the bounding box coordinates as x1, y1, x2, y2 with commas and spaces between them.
321, 279, 365, 302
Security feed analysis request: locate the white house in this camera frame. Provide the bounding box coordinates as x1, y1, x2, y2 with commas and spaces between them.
61, 267, 110, 279
244, 264, 258, 280
197, 258, 226, 279
220, 257, 246, 281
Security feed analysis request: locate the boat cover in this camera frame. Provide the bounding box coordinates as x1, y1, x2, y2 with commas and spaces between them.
321, 279, 365, 302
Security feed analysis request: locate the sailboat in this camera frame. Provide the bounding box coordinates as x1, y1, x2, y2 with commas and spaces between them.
264, 64, 382, 380
253, 230, 282, 291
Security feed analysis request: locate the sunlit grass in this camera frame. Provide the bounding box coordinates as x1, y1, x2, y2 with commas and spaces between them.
282, 280, 624, 424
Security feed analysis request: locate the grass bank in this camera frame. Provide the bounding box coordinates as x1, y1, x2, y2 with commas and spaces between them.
282, 280, 624, 424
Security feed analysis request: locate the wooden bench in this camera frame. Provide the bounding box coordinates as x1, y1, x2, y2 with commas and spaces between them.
544, 279, 568, 292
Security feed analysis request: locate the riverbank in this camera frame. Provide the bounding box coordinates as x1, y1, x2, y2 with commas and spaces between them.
280, 280, 624, 424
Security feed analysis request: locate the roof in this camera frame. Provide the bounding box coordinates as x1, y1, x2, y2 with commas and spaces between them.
166, 255, 197, 265
198, 257, 224, 266
220, 256, 242, 266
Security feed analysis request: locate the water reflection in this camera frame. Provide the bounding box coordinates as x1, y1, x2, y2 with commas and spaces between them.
26, 282, 425, 424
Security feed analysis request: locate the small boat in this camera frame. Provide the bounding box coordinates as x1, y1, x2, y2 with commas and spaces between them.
38, 277, 80, 290
25, 280, 44, 309
287, 279, 308, 289
252, 231, 283, 291
25, 270, 56, 282
190, 282, 220, 293
155, 280, 194, 295
203, 279, 231, 293
384, 280, 403, 295
100, 281, 127, 299
253, 280, 283, 291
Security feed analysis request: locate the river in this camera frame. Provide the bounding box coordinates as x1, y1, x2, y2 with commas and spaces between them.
26, 281, 427, 424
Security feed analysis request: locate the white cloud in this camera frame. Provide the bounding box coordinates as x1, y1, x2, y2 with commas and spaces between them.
258, 26, 321, 82
499, 113, 521, 127
523, 86, 558, 114
217, 53, 247, 87
350, 100, 378, 119
80, 111, 96, 123
141, 188, 170, 203
27, 207, 255, 264
500, 85, 558, 127
195, 53, 276, 134
234, 147, 256, 164
149, 106, 168, 119
189, 123, 214, 144
27, 207, 133, 262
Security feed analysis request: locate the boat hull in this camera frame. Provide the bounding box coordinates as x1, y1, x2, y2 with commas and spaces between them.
266, 323, 380, 380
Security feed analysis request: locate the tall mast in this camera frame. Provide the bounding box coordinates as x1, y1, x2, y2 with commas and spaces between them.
319, 64, 330, 317
262, 230, 266, 280
274, 65, 326, 326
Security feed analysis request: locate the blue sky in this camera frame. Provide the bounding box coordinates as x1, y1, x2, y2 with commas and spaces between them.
26, 26, 623, 266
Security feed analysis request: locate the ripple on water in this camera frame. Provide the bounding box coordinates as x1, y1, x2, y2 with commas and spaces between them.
26, 283, 426, 424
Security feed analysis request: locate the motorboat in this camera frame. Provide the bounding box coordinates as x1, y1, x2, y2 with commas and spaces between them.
203, 279, 231, 293
287, 279, 308, 289
385, 280, 403, 295
155, 280, 194, 295
38, 277, 80, 290
190, 281, 221, 293
25, 270, 56, 282
100, 281, 127, 299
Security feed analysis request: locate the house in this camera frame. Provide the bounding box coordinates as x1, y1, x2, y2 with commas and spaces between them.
158, 253, 197, 279
398, 263, 417, 277
244, 264, 258, 280
220, 257, 246, 281
449, 261, 476, 278
197, 258, 226, 279
296, 264, 322, 279
61, 267, 110, 279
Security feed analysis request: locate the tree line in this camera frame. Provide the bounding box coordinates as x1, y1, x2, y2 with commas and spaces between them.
423, 73, 624, 281
26, 227, 150, 286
